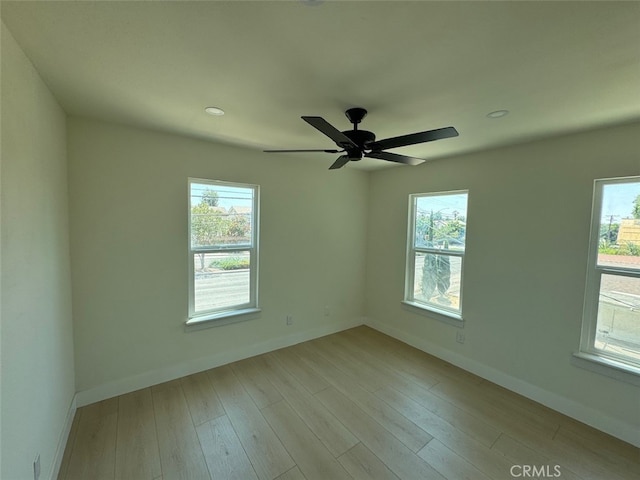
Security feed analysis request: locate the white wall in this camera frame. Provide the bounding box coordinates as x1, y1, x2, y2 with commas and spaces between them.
365, 122, 640, 445
1, 22, 75, 480
67, 118, 369, 401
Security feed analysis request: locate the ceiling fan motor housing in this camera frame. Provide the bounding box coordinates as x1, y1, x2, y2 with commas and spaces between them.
342, 107, 375, 159
341, 129, 376, 160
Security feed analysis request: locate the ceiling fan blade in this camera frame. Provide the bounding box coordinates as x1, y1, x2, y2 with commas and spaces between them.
366, 151, 425, 166
302, 116, 358, 149
368, 126, 458, 151
329, 155, 351, 170
264, 149, 342, 153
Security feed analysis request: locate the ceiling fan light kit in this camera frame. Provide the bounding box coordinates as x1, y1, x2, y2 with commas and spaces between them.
204, 106, 225, 116
486, 109, 509, 119
264, 107, 458, 170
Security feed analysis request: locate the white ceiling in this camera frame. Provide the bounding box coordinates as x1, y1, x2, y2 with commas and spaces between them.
2, 0, 640, 170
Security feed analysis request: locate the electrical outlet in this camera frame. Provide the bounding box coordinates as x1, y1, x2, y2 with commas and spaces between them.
456, 330, 465, 344
324, 305, 330, 317
33, 454, 40, 480
286, 315, 293, 326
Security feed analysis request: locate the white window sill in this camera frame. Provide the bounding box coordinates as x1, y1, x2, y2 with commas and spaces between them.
401, 300, 464, 327
571, 352, 640, 386
185, 307, 261, 332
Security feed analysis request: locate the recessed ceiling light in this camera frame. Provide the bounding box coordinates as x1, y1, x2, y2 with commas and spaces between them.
486, 110, 509, 119
205, 106, 225, 116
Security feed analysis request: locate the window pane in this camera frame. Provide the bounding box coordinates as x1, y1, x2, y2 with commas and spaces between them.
193, 251, 250, 312
414, 193, 467, 251
412, 252, 462, 312
595, 274, 640, 362
190, 182, 254, 248
597, 180, 640, 269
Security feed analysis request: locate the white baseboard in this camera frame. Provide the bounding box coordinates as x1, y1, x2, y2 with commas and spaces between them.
76, 317, 365, 407
48, 393, 77, 480
364, 317, 640, 448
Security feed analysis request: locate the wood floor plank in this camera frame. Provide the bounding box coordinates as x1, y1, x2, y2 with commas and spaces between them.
491, 433, 583, 480
258, 352, 359, 457
297, 341, 433, 453
559, 417, 640, 463
151, 381, 210, 480
337, 443, 400, 480
428, 378, 595, 477
376, 387, 500, 448
262, 399, 352, 480
430, 379, 555, 440
57, 327, 638, 480
550, 430, 639, 480
320, 332, 441, 401
180, 371, 225, 426
316, 386, 446, 480
311, 334, 388, 391
340, 328, 440, 388
231, 357, 283, 409
115, 388, 162, 480
475, 379, 564, 432
333, 329, 502, 448
349, 326, 407, 352
455, 378, 560, 437
363, 327, 485, 386
271, 347, 331, 394
275, 466, 307, 480
494, 421, 629, 480
354, 327, 483, 385
404, 350, 484, 386
555, 423, 640, 473
207, 365, 295, 480
418, 439, 492, 480
64, 398, 118, 480
196, 414, 258, 480
378, 377, 502, 448
375, 386, 513, 480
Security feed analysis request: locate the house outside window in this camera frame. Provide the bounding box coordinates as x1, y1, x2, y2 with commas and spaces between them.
580, 176, 640, 372
404, 190, 468, 320
187, 178, 259, 324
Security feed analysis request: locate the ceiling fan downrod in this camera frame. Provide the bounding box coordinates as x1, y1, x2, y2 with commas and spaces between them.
342, 108, 375, 158
345, 107, 368, 129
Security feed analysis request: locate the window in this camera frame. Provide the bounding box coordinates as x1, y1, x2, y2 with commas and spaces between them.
580, 176, 640, 372
188, 178, 259, 324
404, 190, 468, 320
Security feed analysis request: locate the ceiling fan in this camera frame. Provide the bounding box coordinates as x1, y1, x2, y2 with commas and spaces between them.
264, 107, 459, 170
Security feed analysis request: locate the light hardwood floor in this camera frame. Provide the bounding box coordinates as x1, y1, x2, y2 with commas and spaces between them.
57, 326, 640, 480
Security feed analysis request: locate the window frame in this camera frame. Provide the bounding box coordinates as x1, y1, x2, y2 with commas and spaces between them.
579, 176, 640, 375
187, 178, 260, 326
403, 189, 469, 322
